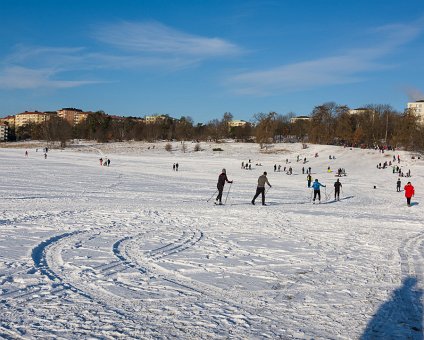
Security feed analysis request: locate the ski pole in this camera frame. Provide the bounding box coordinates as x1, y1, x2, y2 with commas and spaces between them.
265, 186, 271, 195
207, 189, 218, 202
224, 182, 233, 205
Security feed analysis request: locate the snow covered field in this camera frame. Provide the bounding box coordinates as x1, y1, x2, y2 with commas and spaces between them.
0, 141, 423, 339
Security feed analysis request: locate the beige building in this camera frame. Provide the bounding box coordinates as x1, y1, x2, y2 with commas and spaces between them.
0, 122, 9, 141
57, 108, 89, 126
407, 100, 424, 124
15, 111, 48, 127
228, 120, 248, 128
145, 115, 167, 124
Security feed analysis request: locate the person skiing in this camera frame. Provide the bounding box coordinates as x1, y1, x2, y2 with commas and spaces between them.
216, 169, 232, 205
396, 178, 401, 192
307, 174, 312, 188
334, 179, 342, 201
404, 182, 415, 207
252, 171, 271, 206
312, 179, 326, 203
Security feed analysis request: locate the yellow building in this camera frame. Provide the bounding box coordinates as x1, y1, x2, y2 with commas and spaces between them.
57, 108, 89, 126
15, 111, 48, 127
0, 115, 15, 127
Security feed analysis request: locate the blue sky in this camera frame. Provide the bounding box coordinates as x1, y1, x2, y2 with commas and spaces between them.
1, 0, 424, 123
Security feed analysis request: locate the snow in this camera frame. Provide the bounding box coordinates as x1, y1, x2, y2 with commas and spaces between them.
0, 141, 423, 339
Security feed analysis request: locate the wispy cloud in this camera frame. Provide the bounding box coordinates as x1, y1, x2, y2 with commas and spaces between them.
227, 18, 424, 96
0, 66, 101, 90
93, 21, 242, 57
0, 21, 242, 90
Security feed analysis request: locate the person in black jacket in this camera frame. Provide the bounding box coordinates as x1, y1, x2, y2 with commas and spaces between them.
334, 179, 342, 201
216, 169, 233, 205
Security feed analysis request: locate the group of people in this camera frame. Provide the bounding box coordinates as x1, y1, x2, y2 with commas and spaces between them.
99, 158, 111, 167
172, 163, 179, 171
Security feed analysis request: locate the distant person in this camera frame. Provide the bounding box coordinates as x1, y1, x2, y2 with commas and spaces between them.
312, 179, 326, 203
307, 174, 312, 188
216, 169, 233, 205
107, 159, 110, 167
404, 182, 415, 207
100, 158, 103, 166
396, 178, 401, 192
176, 163, 179, 171
173, 163, 176, 171
44, 153, 47, 159
25, 150, 28, 157
251, 172, 271, 206
334, 179, 342, 201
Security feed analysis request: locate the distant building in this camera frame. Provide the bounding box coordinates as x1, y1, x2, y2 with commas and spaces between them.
290, 116, 310, 124
348, 108, 369, 115
15, 111, 48, 127
407, 100, 424, 124
57, 108, 89, 126
145, 115, 168, 124
0, 122, 9, 141
228, 120, 248, 128
0, 115, 15, 127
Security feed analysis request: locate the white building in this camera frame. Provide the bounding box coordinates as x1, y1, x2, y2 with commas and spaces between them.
0, 122, 9, 141
290, 116, 310, 124
348, 108, 369, 115
407, 100, 424, 124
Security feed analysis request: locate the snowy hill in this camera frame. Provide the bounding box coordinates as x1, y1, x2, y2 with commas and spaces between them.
0, 141, 423, 339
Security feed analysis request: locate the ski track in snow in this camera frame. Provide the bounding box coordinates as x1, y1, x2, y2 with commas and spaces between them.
1, 141, 423, 339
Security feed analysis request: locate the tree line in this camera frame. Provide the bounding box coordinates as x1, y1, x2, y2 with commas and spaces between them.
9, 104, 424, 152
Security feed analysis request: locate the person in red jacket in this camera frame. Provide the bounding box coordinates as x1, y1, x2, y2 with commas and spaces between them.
404, 182, 415, 206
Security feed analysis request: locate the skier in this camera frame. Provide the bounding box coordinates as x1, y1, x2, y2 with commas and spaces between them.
251, 171, 272, 206
25, 150, 28, 157
334, 179, 342, 201
107, 159, 111, 167
176, 163, 179, 171
396, 178, 401, 192
274, 164, 277, 172
216, 169, 233, 205
404, 182, 415, 207
100, 158, 103, 166
173, 163, 176, 171
312, 179, 326, 203
307, 174, 312, 188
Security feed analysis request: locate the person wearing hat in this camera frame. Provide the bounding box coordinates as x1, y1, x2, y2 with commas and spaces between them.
251, 171, 272, 206
312, 178, 326, 203
404, 181, 415, 207
216, 169, 233, 205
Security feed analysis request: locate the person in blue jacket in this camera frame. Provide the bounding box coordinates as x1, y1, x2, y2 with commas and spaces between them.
312, 179, 326, 203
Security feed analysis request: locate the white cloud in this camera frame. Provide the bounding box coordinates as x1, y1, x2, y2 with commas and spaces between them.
93, 21, 242, 57
228, 18, 424, 96
0, 66, 101, 90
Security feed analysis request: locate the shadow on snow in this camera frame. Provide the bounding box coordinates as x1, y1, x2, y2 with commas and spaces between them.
361, 276, 423, 339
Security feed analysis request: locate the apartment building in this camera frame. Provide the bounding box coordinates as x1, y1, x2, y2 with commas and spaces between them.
0, 115, 15, 127
15, 111, 48, 127
145, 115, 168, 124
57, 108, 89, 126
407, 100, 424, 124
228, 120, 248, 128
290, 116, 310, 124
0, 122, 8, 141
